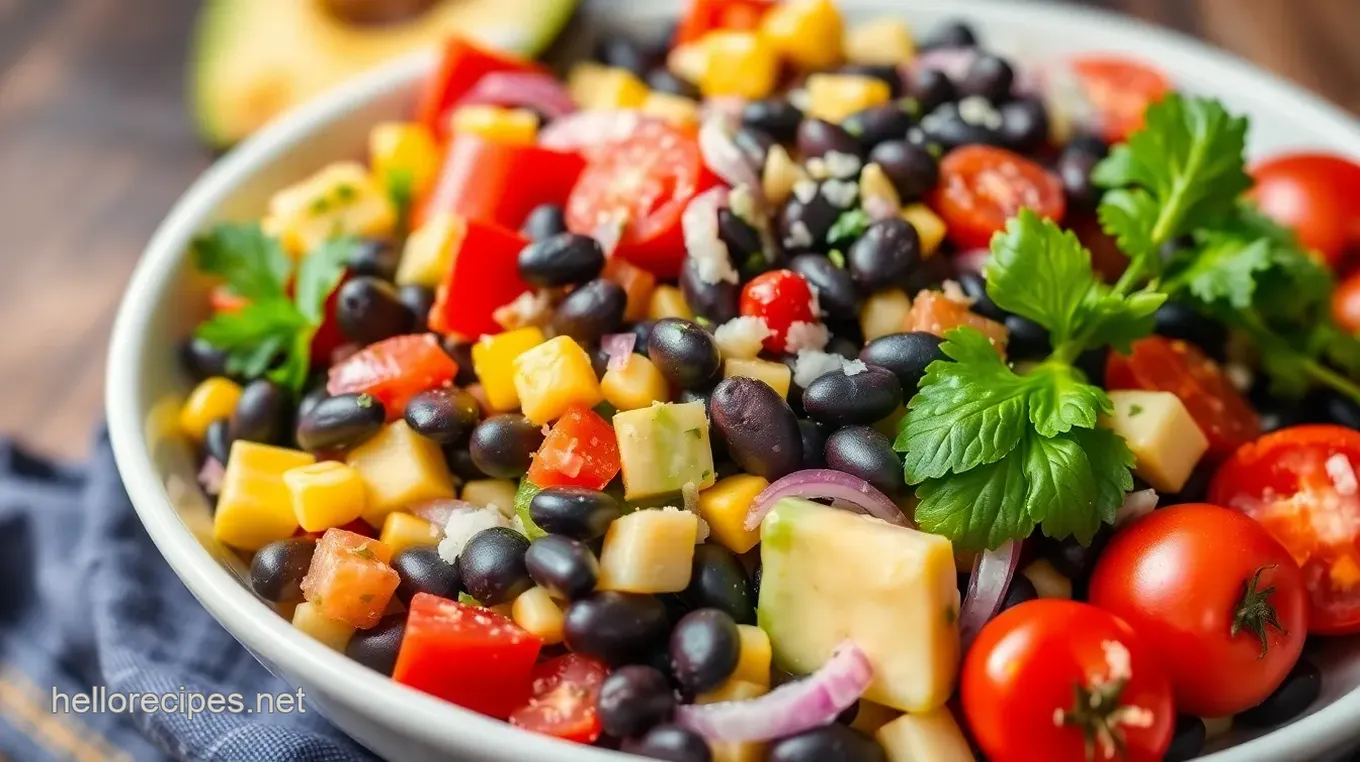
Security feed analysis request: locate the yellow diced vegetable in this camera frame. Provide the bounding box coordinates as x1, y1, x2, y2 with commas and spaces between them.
712, 740, 767, 762
648, 285, 695, 321
1022, 558, 1073, 600
345, 421, 456, 527
378, 512, 441, 556
214, 441, 315, 551
567, 63, 650, 110
1102, 390, 1209, 493
852, 701, 903, 735
698, 32, 780, 100
283, 461, 367, 533
732, 624, 772, 686
597, 509, 699, 593
760, 0, 845, 71
266, 162, 395, 256
762, 145, 809, 208
901, 204, 946, 258
845, 20, 917, 66
698, 474, 769, 554
512, 586, 565, 644
613, 402, 717, 499
179, 377, 242, 443
450, 105, 539, 146
667, 43, 709, 86
876, 707, 973, 762
641, 92, 702, 129
368, 121, 439, 202
513, 336, 605, 425
396, 213, 458, 288
861, 289, 913, 342
723, 358, 792, 400
805, 73, 892, 123
292, 601, 355, 651
601, 354, 672, 412
471, 326, 546, 412
461, 479, 518, 516
859, 163, 903, 218
697, 678, 767, 705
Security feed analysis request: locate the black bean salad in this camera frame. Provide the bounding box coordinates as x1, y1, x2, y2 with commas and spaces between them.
175, 1, 1360, 760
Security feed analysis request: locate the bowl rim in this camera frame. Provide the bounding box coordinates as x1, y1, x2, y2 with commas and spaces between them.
107, 2, 1360, 760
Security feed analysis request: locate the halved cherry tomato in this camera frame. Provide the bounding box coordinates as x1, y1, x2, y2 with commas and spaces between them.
509, 654, 609, 743
1250, 153, 1360, 268
416, 38, 546, 140
1089, 503, 1308, 716
1210, 425, 1360, 634
327, 334, 458, 418
963, 599, 1174, 762
740, 269, 817, 353
426, 217, 532, 340
1106, 336, 1260, 461
930, 145, 1066, 250
566, 120, 715, 278
1069, 56, 1172, 145
538, 111, 671, 162
906, 291, 1009, 351
1334, 270, 1360, 334
673, 0, 776, 47
527, 405, 622, 490
419, 135, 586, 232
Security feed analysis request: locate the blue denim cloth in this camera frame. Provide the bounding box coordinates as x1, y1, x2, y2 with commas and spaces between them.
0, 432, 376, 761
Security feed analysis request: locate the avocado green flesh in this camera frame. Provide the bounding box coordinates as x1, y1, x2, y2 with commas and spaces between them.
613, 402, 715, 500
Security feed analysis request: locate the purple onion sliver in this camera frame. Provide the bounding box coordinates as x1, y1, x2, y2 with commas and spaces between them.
744, 469, 910, 531
698, 115, 763, 199
959, 539, 1020, 651
601, 333, 637, 371
198, 457, 225, 497
457, 72, 577, 119
1115, 489, 1159, 528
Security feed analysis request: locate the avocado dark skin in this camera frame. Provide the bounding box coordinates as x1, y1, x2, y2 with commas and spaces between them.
321, 0, 438, 25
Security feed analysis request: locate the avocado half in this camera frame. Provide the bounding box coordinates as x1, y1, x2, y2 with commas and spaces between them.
190, 0, 580, 149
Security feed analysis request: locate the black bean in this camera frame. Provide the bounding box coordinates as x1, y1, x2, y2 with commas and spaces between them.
798, 419, 829, 469
710, 376, 803, 480
440, 338, 478, 386
552, 279, 627, 345
1164, 715, 1206, 762
904, 67, 957, 115
847, 218, 921, 291
860, 332, 947, 392
1155, 301, 1228, 361
392, 545, 461, 605
1004, 314, 1051, 361
631, 321, 657, 354
624, 724, 712, 762
456, 527, 532, 606
680, 259, 741, 325
1056, 146, 1103, 212
231, 379, 289, 445
741, 99, 803, 143
803, 366, 903, 427
766, 724, 886, 762
345, 614, 405, 675
399, 285, 434, 333
525, 535, 599, 601
1037, 523, 1113, 582
824, 426, 903, 497
296, 393, 386, 452
250, 537, 316, 602
403, 388, 479, 445
297, 382, 328, 420
598, 665, 676, 738
920, 102, 1002, 150
1238, 659, 1321, 727
920, 19, 977, 50
521, 203, 568, 241
204, 417, 235, 465
1067, 132, 1110, 159
445, 447, 489, 481
346, 238, 400, 281
683, 545, 755, 625
998, 573, 1037, 613
797, 118, 863, 161
468, 414, 544, 479
1074, 347, 1108, 388
868, 140, 939, 201
1164, 464, 1213, 505
669, 609, 740, 694
955, 272, 1007, 321
838, 63, 904, 98
646, 68, 700, 99
594, 36, 655, 77
529, 487, 621, 541
180, 336, 230, 381
336, 276, 414, 346
958, 54, 1015, 102
734, 127, 776, 171
999, 97, 1049, 153
648, 318, 722, 390
518, 233, 606, 288
718, 209, 765, 267
789, 254, 856, 322
1323, 391, 1360, 430
779, 190, 840, 254
842, 104, 914, 151
564, 591, 670, 665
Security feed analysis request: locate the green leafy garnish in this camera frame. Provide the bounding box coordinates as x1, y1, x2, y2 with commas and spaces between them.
514, 479, 546, 540
827, 249, 846, 269
827, 209, 871, 245
458, 592, 484, 607
384, 168, 416, 234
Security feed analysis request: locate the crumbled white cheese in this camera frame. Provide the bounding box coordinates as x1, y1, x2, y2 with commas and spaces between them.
958, 96, 1003, 129
821, 179, 860, 209
714, 316, 774, 359
784, 220, 814, 250
787, 88, 812, 112
681, 481, 700, 513
693, 246, 741, 285
438, 507, 509, 564
509, 515, 529, 537
842, 359, 869, 376
493, 290, 554, 330
906, 127, 927, 145
792, 179, 819, 205
1328, 454, 1359, 496
784, 321, 831, 354
823, 151, 863, 180
804, 157, 829, 180
793, 349, 849, 388
940, 279, 973, 306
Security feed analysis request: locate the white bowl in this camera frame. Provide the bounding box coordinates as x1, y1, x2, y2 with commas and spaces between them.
107, 1, 1360, 760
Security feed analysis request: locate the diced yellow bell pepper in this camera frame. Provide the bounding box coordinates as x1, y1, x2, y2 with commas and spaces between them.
845, 19, 917, 66
513, 336, 604, 425
472, 327, 546, 412
697, 474, 768, 554
760, 0, 844, 71
876, 707, 974, 762
567, 63, 650, 110
902, 203, 946, 258
732, 625, 772, 686
396, 213, 457, 288
805, 73, 892, 124
861, 288, 913, 342
449, 105, 539, 146
283, 461, 367, 533
697, 32, 779, 100
266, 162, 396, 256
512, 586, 565, 644
292, 602, 355, 651
378, 512, 441, 557
723, 358, 792, 399
648, 285, 694, 321
179, 377, 242, 443
641, 92, 702, 129
214, 441, 316, 551
345, 421, 456, 527
461, 479, 518, 515
368, 121, 439, 202
601, 354, 671, 412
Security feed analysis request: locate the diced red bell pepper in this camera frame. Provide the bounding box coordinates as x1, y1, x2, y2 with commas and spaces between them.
426, 218, 532, 339
526, 406, 622, 490
418, 135, 585, 232
509, 654, 609, 743
416, 37, 546, 141
674, 0, 777, 47
327, 334, 458, 417
392, 593, 542, 719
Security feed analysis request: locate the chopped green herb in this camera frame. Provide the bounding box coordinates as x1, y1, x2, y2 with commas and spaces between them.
685, 427, 702, 439
350, 545, 376, 561
334, 183, 357, 202
700, 470, 712, 480
458, 592, 484, 607
1129, 404, 1144, 417
827, 209, 871, 246
309, 196, 332, 215
828, 249, 846, 269
356, 393, 375, 409
944, 605, 956, 626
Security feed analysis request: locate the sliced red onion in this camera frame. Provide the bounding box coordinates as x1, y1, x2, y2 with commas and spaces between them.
700, 96, 748, 122
959, 540, 1021, 650
744, 469, 911, 531
682, 186, 739, 286
538, 110, 659, 153
675, 642, 873, 742
408, 498, 481, 529
198, 457, 225, 497
1115, 489, 1159, 528
862, 194, 900, 222
906, 47, 979, 84
601, 333, 636, 371
952, 248, 991, 276
699, 115, 763, 198
457, 71, 577, 119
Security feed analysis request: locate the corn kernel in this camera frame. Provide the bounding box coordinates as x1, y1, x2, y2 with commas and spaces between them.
1022, 558, 1073, 600
805, 73, 892, 123
449, 105, 539, 146
732, 625, 772, 686
513, 336, 604, 425
396, 213, 458, 288
723, 358, 791, 399
762, 145, 809, 208
346, 421, 456, 527
648, 285, 694, 321
760, 0, 844, 71
860, 288, 913, 342
292, 602, 355, 651
901, 203, 946, 257
462, 479, 518, 517
859, 163, 902, 218
601, 355, 671, 412
642, 92, 702, 129
698, 32, 779, 100
697, 678, 767, 705
511, 586, 565, 644
845, 19, 916, 66
368, 121, 439, 201
179, 377, 242, 443
567, 63, 650, 110
712, 741, 766, 762
853, 700, 903, 735
284, 461, 367, 533
876, 707, 972, 762
214, 441, 315, 551
472, 327, 546, 412
266, 162, 396, 256
378, 512, 441, 556
698, 474, 768, 554
598, 509, 698, 593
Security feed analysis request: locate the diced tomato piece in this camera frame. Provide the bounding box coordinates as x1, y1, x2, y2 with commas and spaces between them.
300, 529, 399, 629
416, 38, 546, 140
210, 284, 250, 314
930, 145, 1066, 251
906, 291, 1010, 350
1069, 56, 1172, 145
327, 334, 458, 417
392, 594, 542, 718
603, 257, 658, 322
419, 135, 585, 232
673, 0, 777, 46
739, 269, 818, 353
424, 218, 532, 339
510, 654, 609, 743
527, 406, 621, 490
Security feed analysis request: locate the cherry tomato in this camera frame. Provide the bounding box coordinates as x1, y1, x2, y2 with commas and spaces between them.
566, 120, 714, 278
327, 334, 459, 419
673, 0, 776, 46
1334, 270, 1360, 334
905, 291, 1009, 351
739, 269, 817, 353
1069, 56, 1172, 144
1210, 425, 1360, 634
509, 653, 609, 743
1250, 153, 1360, 267
1089, 503, 1308, 717
930, 145, 1066, 250
538, 111, 671, 162
962, 599, 1174, 762
1106, 336, 1260, 461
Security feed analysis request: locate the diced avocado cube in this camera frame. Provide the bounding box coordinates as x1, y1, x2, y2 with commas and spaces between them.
612, 401, 716, 500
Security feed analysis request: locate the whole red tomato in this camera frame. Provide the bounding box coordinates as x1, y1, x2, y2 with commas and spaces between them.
962, 599, 1174, 762
1089, 503, 1308, 717
1250, 153, 1360, 268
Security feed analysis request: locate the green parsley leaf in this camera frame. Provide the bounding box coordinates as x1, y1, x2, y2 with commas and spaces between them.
1025, 364, 1111, 438
385, 168, 416, 231
913, 445, 1033, 551
1068, 426, 1136, 526
1023, 433, 1099, 544
196, 298, 307, 377
986, 210, 1100, 346
295, 237, 357, 323
827, 209, 871, 245
191, 223, 291, 301
1164, 231, 1273, 309
828, 249, 847, 268
514, 479, 546, 541
458, 592, 484, 607
1073, 289, 1165, 354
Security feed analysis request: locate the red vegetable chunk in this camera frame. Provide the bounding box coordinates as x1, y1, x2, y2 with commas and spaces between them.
420, 135, 585, 232
425, 217, 533, 339
527, 405, 622, 490
416, 38, 546, 141
509, 653, 609, 743
327, 334, 458, 417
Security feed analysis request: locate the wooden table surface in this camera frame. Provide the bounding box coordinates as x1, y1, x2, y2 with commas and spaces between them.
1, 0, 1358, 461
